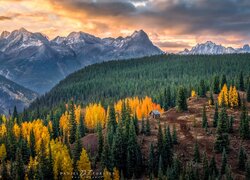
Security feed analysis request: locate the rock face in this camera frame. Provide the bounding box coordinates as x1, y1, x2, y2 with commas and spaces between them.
179, 41, 250, 55
0, 75, 38, 114
0, 28, 163, 94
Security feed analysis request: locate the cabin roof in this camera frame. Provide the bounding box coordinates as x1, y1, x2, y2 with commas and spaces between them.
150, 110, 161, 115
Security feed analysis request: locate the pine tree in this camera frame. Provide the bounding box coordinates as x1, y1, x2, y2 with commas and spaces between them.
202, 105, 208, 128
202, 152, 209, 180
13, 106, 19, 124
107, 104, 117, 133
133, 114, 139, 135
1, 160, 9, 179
145, 118, 151, 136
209, 155, 218, 177
213, 76, 220, 94
214, 108, 230, 153
221, 148, 227, 175
15, 148, 25, 179
247, 83, 250, 102
164, 86, 172, 110
221, 74, 227, 89
102, 139, 114, 172
209, 90, 214, 106
213, 103, 219, 127
69, 100, 77, 144
199, 80, 206, 97
148, 143, 154, 175
239, 71, 245, 91
157, 123, 163, 158
246, 162, 250, 180
166, 125, 173, 148
176, 86, 188, 112
79, 112, 85, 137
193, 141, 200, 163
225, 165, 233, 180
172, 124, 178, 144
162, 126, 173, 170
97, 122, 103, 160
238, 145, 247, 171
73, 126, 82, 166
126, 120, 142, 178
158, 155, 164, 180
239, 102, 249, 139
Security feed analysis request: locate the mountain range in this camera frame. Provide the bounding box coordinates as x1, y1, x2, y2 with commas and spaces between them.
0, 28, 163, 94
179, 41, 250, 55
0, 75, 38, 114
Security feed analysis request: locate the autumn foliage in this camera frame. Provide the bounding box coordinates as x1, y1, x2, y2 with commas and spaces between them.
218, 84, 239, 108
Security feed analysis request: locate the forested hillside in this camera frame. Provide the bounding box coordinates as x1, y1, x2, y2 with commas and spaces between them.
30, 54, 250, 115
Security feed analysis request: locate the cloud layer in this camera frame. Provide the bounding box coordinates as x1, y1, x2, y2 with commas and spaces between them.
0, 0, 250, 52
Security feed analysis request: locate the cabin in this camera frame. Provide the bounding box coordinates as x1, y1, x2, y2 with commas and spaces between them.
149, 110, 161, 119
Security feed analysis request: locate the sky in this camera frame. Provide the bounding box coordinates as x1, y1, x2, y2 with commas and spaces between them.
1, 0, 250, 53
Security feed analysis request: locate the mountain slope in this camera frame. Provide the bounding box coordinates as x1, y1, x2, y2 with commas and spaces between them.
0, 75, 38, 114
29, 54, 250, 112
179, 41, 237, 55
0, 28, 163, 94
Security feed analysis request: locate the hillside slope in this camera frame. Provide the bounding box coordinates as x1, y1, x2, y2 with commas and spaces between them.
0, 75, 38, 114
29, 54, 250, 112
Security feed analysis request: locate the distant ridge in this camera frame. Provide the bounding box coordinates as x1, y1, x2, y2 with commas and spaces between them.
179, 41, 250, 55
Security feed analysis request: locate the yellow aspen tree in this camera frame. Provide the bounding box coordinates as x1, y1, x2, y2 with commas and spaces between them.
231, 86, 239, 107
0, 124, 7, 138
85, 103, 106, 129
191, 90, 197, 97
75, 105, 82, 124
103, 168, 112, 180
13, 123, 20, 139
50, 140, 73, 180
113, 167, 120, 180
0, 144, 6, 161
77, 148, 91, 180
218, 84, 229, 106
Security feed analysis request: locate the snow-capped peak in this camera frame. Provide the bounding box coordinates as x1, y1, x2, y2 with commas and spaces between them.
0, 31, 10, 39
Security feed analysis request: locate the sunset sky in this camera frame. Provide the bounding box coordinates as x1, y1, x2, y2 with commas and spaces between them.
1, 0, 250, 52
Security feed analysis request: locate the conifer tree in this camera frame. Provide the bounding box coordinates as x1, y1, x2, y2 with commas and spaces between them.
73, 126, 82, 166
15, 148, 25, 179
97, 122, 103, 160
158, 155, 164, 180
213, 76, 220, 94
221, 74, 227, 89
202, 106, 208, 128
221, 148, 227, 175
209, 155, 218, 177
213, 103, 219, 127
79, 112, 85, 137
157, 123, 163, 158
172, 124, 178, 144
148, 143, 154, 175
199, 80, 206, 97
166, 125, 173, 147
69, 100, 77, 144
239, 71, 245, 91
246, 162, 250, 180
133, 114, 139, 135
13, 106, 19, 124
225, 165, 233, 180
164, 86, 172, 110
107, 104, 117, 133
176, 86, 188, 112
1, 160, 9, 179
214, 108, 230, 153
238, 145, 247, 171
102, 139, 114, 172
193, 141, 200, 163
126, 120, 142, 178
145, 118, 151, 136
247, 83, 250, 102
209, 90, 214, 106
239, 102, 249, 139
202, 152, 209, 180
